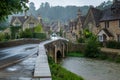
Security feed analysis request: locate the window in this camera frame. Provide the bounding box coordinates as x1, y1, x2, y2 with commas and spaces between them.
29, 23, 34, 28
105, 21, 109, 28
98, 36, 103, 42
117, 35, 120, 42
15, 22, 20, 26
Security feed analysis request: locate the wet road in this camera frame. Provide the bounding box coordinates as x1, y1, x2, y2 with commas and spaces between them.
0, 44, 38, 68
62, 57, 120, 80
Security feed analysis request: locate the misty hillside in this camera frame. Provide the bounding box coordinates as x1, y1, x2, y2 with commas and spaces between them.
28, 2, 89, 23
0, 0, 113, 27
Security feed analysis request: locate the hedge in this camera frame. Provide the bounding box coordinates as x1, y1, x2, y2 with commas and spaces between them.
106, 41, 120, 49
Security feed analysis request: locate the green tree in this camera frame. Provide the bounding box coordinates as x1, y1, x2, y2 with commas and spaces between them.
10, 26, 21, 39
34, 24, 43, 33
83, 29, 92, 39
0, 0, 28, 21
84, 35, 100, 58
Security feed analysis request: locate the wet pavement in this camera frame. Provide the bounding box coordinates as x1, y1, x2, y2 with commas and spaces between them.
0, 53, 39, 80
0, 44, 40, 80
0, 44, 38, 68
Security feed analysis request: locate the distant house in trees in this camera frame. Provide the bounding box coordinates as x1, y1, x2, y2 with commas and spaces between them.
66, 9, 85, 42
83, 0, 120, 42
10, 14, 42, 31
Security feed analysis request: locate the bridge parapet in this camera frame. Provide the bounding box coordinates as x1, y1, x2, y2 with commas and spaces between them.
34, 38, 68, 79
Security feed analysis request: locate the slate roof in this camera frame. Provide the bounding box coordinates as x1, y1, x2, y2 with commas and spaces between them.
100, 8, 120, 21
90, 7, 103, 26
80, 16, 85, 24
69, 16, 85, 28
10, 16, 29, 25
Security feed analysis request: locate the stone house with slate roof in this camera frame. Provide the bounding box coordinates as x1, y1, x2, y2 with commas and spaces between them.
83, 0, 120, 42
10, 14, 42, 31
67, 9, 85, 42
83, 7, 102, 35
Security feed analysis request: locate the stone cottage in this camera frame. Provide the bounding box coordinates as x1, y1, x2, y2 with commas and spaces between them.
83, 0, 120, 42
66, 9, 85, 42
10, 14, 42, 31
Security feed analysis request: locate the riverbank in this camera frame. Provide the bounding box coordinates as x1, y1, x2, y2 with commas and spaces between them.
48, 57, 84, 80
62, 57, 120, 80
67, 52, 120, 63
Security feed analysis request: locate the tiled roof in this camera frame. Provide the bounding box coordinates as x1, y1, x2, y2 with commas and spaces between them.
100, 8, 120, 21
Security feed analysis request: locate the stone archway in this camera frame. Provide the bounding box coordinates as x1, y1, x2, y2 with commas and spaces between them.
56, 50, 62, 59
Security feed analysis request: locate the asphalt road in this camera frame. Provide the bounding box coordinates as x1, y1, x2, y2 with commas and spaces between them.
0, 44, 39, 68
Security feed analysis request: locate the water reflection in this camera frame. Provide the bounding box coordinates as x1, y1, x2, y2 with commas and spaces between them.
62, 57, 120, 80
6, 65, 21, 72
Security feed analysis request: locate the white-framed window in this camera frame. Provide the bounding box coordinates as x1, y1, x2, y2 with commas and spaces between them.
98, 35, 103, 42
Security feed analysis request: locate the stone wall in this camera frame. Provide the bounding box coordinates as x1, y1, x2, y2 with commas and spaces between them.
68, 42, 86, 53
0, 39, 41, 48
100, 20, 120, 41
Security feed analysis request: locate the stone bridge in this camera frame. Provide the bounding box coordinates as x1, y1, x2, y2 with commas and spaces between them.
34, 38, 68, 79
45, 39, 68, 63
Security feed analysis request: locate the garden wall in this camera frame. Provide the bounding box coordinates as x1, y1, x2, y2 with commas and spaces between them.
0, 38, 42, 48
68, 42, 86, 53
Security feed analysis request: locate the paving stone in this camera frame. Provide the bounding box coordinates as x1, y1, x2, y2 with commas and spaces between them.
40, 78, 52, 80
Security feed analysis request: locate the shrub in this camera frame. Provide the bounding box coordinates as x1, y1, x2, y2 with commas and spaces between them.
19, 28, 33, 38
10, 26, 21, 39
84, 36, 100, 58
34, 24, 43, 33
33, 33, 46, 39
77, 37, 85, 43
106, 41, 120, 49
0, 33, 5, 41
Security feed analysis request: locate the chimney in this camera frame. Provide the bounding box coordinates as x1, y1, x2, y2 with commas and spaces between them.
38, 14, 42, 23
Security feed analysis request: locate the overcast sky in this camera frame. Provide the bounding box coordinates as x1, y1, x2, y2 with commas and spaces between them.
29, 0, 112, 9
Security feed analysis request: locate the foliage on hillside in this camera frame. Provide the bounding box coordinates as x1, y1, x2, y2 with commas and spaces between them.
96, 0, 112, 10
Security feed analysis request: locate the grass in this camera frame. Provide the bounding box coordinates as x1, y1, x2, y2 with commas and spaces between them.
48, 57, 84, 80
67, 52, 120, 63
66, 52, 84, 57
